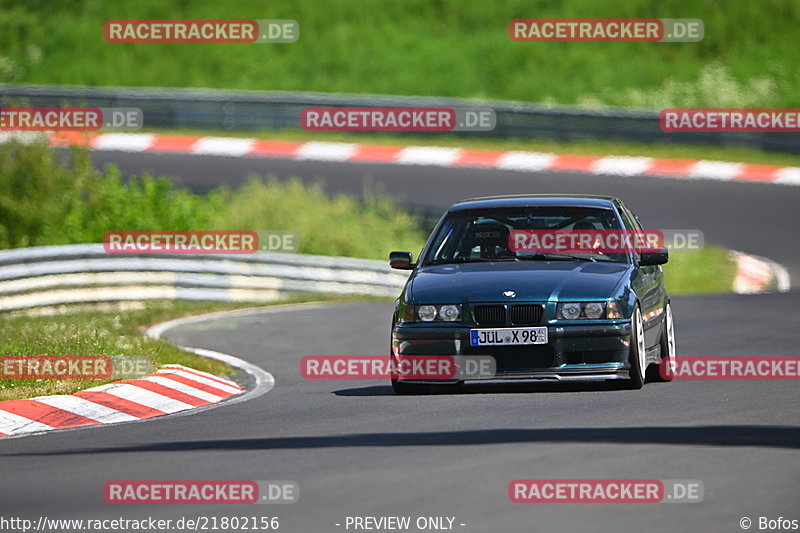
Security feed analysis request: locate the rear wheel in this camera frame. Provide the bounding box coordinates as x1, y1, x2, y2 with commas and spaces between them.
648, 303, 675, 382
622, 305, 646, 389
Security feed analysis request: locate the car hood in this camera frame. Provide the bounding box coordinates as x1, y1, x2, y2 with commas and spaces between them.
410, 261, 630, 303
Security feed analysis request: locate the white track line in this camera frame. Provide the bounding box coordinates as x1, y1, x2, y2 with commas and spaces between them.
92, 133, 155, 152
396, 146, 461, 166
496, 151, 556, 171
295, 142, 357, 161
191, 137, 256, 156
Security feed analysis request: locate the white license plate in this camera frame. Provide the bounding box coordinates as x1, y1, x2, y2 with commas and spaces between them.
470, 327, 548, 346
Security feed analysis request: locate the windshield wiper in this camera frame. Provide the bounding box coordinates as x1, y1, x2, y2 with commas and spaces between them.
515, 253, 602, 262
429, 256, 515, 265
430, 253, 612, 265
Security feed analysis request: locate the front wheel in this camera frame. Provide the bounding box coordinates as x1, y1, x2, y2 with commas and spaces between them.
622, 305, 647, 389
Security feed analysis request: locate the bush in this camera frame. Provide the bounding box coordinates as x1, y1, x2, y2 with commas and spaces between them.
0, 140, 427, 259
211, 177, 426, 259
0, 141, 90, 248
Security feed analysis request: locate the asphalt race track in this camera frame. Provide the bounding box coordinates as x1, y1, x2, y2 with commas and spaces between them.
2, 150, 799, 532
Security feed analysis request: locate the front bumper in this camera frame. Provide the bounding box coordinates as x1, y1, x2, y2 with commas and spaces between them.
391, 321, 633, 383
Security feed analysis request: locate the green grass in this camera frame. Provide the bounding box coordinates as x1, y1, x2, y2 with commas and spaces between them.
1, 0, 799, 108
0, 294, 389, 401
0, 299, 247, 401
664, 245, 737, 295
144, 127, 800, 168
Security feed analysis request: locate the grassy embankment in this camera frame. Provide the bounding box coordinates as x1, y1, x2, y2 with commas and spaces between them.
1, 0, 798, 108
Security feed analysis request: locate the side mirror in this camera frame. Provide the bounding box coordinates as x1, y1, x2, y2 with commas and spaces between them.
639, 247, 669, 266
389, 251, 415, 270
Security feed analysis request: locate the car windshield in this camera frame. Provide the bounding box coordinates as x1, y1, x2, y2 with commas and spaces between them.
423, 206, 629, 265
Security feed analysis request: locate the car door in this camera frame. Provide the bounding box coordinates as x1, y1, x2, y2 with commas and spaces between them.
618, 203, 665, 348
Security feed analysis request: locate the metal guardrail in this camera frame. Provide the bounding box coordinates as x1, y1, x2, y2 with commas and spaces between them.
0, 244, 409, 311
2, 84, 799, 153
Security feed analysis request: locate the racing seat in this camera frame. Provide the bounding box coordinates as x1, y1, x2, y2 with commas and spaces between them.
572, 219, 598, 230
572, 219, 601, 251
468, 222, 511, 259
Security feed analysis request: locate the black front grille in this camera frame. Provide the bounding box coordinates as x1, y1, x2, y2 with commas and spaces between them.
510, 304, 544, 325
473, 305, 506, 326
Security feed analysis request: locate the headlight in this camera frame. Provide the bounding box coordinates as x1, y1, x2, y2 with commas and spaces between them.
584, 302, 604, 319
439, 304, 461, 322
557, 302, 620, 320
560, 303, 582, 319
413, 304, 462, 323
417, 305, 437, 322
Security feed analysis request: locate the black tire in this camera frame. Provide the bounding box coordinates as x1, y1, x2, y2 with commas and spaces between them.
388, 319, 457, 395
647, 303, 675, 382
622, 305, 646, 390
391, 379, 431, 395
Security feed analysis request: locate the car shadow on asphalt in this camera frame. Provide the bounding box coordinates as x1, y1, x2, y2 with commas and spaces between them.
7, 425, 800, 455
333, 381, 638, 396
